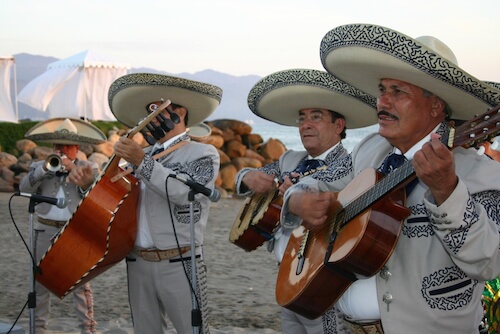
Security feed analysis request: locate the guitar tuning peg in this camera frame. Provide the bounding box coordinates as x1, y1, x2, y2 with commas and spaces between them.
491, 137, 500, 151
477, 145, 486, 156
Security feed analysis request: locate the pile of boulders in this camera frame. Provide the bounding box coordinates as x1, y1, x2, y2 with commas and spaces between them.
0, 119, 287, 197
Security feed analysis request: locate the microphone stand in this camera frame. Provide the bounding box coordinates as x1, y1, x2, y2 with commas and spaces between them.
28, 198, 38, 334
187, 190, 201, 334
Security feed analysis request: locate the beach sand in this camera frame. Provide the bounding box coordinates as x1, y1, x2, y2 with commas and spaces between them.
0, 192, 282, 333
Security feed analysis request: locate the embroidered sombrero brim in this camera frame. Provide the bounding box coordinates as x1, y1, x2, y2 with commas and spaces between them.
320, 24, 500, 121
25, 117, 107, 145
486, 81, 500, 91
108, 73, 223, 128
247, 68, 377, 128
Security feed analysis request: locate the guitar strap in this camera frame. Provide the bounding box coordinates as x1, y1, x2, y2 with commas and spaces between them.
110, 141, 189, 183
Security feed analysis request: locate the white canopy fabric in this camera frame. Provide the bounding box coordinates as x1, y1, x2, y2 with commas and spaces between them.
0, 56, 18, 123
18, 50, 130, 121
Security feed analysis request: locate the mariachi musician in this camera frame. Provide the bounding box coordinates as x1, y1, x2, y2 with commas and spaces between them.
19, 117, 106, 334
109, 73, 222, 334
281, 24, 500, 334
234, 68, 377, 333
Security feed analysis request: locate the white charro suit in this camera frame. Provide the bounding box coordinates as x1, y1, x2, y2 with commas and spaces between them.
126, 133, 219, 334
282, 123, 500, 334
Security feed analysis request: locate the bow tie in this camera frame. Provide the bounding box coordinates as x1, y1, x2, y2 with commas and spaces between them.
378, 152, 419, 194
378, 153, 406, 175
151, 146, 165, 156
295, 159, 324, 174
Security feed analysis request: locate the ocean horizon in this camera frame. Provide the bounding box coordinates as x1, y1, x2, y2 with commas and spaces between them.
250, 122, 379, 153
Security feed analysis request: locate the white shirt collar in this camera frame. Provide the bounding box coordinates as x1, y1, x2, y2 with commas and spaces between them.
395, 124, 441, 160
152, 131, 187, 151
308, 141, 340, 160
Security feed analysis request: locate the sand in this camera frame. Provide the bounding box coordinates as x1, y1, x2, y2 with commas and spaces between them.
0, 192, 282, 333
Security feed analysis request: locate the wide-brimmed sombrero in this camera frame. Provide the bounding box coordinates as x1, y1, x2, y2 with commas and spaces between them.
247, 68, 377, 128
320, 24, 500, 121
25, 117, 106, 145
108, 73, 223, 128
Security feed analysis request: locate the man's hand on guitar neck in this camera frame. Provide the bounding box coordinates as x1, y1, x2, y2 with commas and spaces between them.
289, 191, 336, 230
413, 133, 458, 206
113, 137, 146, 167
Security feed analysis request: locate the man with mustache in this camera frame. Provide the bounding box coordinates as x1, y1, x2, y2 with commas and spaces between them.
282, 24, 500, 333
235, 68, 377, 333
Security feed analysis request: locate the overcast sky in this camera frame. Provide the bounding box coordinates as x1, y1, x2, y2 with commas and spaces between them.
1, 0, 499, 82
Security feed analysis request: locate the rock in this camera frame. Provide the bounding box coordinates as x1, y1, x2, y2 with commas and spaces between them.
76, 150, 88, 161
245, 149, 265, 162
32, 146, 54, 160
0, 152, 17, 169
209, 119, 252, 135
94, 141, 114, 158
79, 143, 94, 157
225, 140, 246, 159
205, 135, 224, 149
88, 152, 110, 172
232, 157, 263, 171
242, 133, 264, 148
217, 149, 231, 165
258, 138, 286, 161
219, 164, 237, 192
16, 139, 37, 154
108, 132, 121, 144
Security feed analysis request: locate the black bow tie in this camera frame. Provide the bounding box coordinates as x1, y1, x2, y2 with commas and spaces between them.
295, 159, 323, 174
378, 153, 406, 175
151, 146, 165, 156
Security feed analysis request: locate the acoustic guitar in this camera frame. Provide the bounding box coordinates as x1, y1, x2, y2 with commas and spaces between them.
36, 100, 170, 298
229, 166, 328, 252
276, 106, 500, 319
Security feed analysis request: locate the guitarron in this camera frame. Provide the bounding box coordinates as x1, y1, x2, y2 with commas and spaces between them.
36, 100, 170, 298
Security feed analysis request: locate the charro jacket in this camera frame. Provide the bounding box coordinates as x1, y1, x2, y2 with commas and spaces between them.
133, 134, 219, 250
19, 158, 99, 217
282, 127, 500, 334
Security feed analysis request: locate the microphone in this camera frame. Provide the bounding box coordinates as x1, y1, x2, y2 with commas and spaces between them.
169, 174, 220, 202
15, 192, 68, 208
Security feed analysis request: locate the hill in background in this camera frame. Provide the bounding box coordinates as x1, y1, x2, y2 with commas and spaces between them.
11, 53, 264, 124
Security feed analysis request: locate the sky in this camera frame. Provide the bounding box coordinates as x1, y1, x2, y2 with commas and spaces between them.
1, 0, 500, 82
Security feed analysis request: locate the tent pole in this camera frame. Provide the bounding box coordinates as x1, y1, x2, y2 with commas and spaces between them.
13, 57, 19, 122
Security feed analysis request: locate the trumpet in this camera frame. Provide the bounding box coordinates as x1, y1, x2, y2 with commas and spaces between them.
44, 154, 66, 172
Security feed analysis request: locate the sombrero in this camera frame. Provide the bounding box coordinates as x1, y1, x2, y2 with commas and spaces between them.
108, 73, 223, 128
247, 68, 377, 128
320, 23, 500, 121
187, 122, 212, 142
25, 117, 107, 145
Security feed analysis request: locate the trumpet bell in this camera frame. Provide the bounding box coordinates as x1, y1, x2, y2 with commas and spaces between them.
45, 154, 64, 172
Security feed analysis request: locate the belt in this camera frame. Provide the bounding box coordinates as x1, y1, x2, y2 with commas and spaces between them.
343, 318, 384, 334
133, 246, 191, 262
38, 217, 67, 228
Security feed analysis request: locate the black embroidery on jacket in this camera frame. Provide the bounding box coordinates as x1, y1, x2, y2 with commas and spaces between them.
421, 266, 477, 310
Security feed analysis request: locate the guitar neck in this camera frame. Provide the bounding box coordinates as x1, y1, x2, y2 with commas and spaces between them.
343, 160, 415, 224
103, 99, 172, 171
339, 105, 500, 227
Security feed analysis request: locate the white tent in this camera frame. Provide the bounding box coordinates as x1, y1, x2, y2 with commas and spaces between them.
18, 50, 130, 121
0, 56, 18, 123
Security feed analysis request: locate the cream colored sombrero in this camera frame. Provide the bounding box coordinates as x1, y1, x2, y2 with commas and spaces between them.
108, 73, 223, 128
320, 23, 500, 121
25, 117, 106, 145
247, 68, 377, 128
